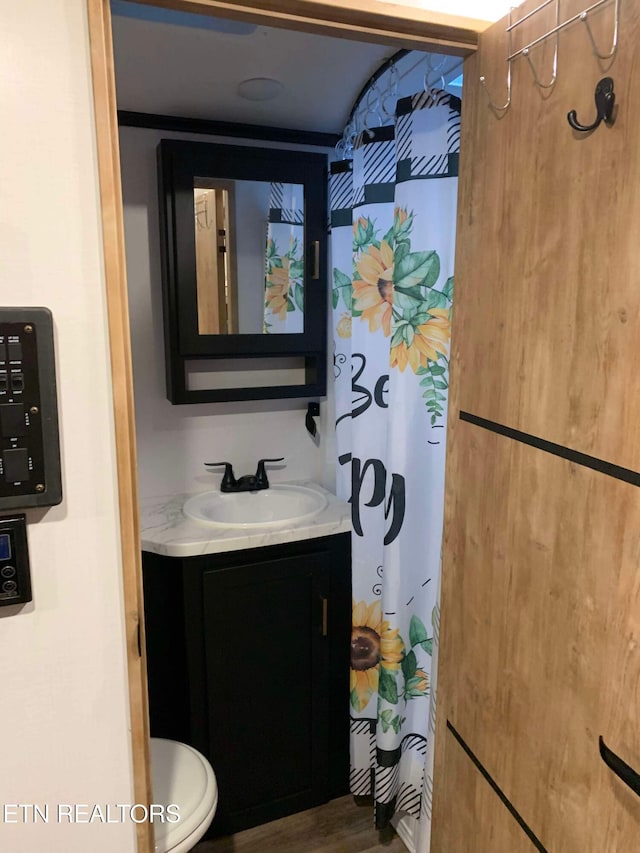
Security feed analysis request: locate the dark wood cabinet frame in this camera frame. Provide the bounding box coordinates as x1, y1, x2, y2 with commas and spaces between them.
157, 138, 328, 403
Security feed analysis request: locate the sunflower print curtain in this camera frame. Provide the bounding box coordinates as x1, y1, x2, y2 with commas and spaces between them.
264, 182, 305, 334
330, 91, 460, 848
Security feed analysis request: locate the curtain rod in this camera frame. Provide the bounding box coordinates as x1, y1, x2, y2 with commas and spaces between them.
345, 49, 410, 130
344, 49, 463, 134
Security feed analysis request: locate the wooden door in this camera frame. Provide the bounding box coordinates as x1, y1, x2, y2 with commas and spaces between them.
433, 1, 640, 851
194, 180, 239, 335
194, 187, 225, 334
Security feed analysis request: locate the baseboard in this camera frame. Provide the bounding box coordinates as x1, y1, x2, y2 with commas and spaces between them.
392, 813, 418, 853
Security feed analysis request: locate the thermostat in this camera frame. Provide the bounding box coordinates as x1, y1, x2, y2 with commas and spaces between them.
0, 514, 31, 606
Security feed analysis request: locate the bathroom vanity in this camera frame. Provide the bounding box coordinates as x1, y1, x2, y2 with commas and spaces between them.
140, 483, 351, 836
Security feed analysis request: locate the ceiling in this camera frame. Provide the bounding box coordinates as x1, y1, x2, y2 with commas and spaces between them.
111, 2, 462, 136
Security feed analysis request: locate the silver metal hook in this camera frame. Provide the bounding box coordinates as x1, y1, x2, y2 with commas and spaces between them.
478, 0, 619, 115
424, 54, 448, 92
480, 67, 512, 111
479, 6, 513, 111
509, 0, 620, 64
522, 48, 557, 88
424, 71, 446, 93
380, 91, 397, 119
387, 62, 399, 93
522, 47, 558, 88
426, 54, 447, 75
380, 62, 399, 119
363, 109, 382, 139
521, 0, 559, 89
337, 118, 356, 160
580, 0, 619, 61
358, 85, 383, 136
365, 83, 381, 113
353, 107, 365, 137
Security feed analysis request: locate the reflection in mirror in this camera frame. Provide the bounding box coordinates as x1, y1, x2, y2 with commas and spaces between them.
264, 182, 305, 335
193, 179, 305, 335
194, 181, 237, 334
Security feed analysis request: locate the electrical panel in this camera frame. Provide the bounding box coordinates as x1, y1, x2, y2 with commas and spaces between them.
0, 307, 61, 510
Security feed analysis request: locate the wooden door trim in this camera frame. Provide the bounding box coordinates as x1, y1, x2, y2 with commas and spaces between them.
129, 0, 486, 54
86, 2, 154, 852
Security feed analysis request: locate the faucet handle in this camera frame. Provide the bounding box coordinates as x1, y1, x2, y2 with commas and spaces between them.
204, 461, 236, 490
255, 457, 285, 488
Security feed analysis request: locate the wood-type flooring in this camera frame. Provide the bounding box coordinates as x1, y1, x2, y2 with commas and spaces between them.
194, 795, 408, 853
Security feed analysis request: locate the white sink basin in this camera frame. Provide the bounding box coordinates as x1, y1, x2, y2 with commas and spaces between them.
183, 484, 327, 528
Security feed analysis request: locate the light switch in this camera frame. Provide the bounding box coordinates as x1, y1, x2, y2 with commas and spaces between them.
0, 404, 26, 437
10, 373, 24, 392
3, 449, 29, 483
7, 341, 22, 362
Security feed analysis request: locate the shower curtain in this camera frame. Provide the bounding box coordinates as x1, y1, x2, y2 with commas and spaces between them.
264, 182, 305, 334
330, 90, 460, 846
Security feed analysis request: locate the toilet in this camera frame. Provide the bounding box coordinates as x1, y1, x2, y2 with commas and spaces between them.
150, 737, 218, 853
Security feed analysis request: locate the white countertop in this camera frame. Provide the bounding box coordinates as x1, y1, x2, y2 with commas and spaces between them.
139, 480, 352, 558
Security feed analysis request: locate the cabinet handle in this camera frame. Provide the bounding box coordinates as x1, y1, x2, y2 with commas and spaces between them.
311, 241, 320, 280
599, 736, 640, 797
321, 596, 328, 637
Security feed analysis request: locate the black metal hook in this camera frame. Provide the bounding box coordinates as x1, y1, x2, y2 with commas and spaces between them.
567, 77, 615, 132
599, 736, 640, 797
306, 402, 320, 437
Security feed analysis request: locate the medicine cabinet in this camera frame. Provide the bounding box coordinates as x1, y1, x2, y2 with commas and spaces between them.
157, 139, 328, 403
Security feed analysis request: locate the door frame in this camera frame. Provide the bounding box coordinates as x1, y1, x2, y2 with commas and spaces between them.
85, 2, 482, 850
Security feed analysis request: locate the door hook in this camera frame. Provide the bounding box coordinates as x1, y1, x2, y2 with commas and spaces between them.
599, 736, 640, 797
567, 77, 615, 132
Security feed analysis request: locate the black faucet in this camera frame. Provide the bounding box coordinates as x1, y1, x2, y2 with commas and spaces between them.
204, 458, 284, 492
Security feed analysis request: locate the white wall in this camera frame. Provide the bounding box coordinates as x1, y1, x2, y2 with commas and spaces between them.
119, 126, 337, 498
0, 3, 136, 853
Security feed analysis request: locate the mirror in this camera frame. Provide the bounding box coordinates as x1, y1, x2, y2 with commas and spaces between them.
193, 179, 305, 335
157, 139, 327, 404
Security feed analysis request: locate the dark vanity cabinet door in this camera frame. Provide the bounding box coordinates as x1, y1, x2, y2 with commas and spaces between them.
201, 553, 329, 830
142, 533, 351, 836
